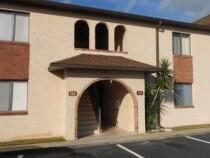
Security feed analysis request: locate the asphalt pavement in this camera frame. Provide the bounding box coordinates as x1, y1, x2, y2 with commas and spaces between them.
1, 133, 210, 158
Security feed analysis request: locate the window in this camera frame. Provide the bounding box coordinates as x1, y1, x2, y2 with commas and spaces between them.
115, 25, 126, 52
75, 20, 89, 49
0, 11, 29, 42
95, 23, 108, 50
0, 81, 28, 112
173, 33, 190, 55
174, 83, 192, 106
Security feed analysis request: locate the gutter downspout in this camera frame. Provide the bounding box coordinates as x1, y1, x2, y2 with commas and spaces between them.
156, 20, 162, 67
156, 21, 162, 128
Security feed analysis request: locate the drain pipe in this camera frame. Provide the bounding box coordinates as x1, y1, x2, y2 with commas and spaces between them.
156, 21, 163, 128
156, 20, 162, 67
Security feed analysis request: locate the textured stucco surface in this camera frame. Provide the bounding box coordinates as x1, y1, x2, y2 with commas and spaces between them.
0, 3, 210, 141
159, 28, 210, 128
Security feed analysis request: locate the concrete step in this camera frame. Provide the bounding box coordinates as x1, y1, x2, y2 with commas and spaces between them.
79, 107, 94, 112
80, 99, 92, 103
78, 115, 96, 121
79, 120, 98, 126
79, 104, 92, 107
78, 131, 96, 138
80, 98, 92, 102
79, 111, 96, 116
78, 91, 98, 138
79, 108, 93, 111
78, 124, 98, 131
80, 95, 90, 100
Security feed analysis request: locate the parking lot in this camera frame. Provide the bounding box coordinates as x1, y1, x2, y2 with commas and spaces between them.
1, 133, 210, 158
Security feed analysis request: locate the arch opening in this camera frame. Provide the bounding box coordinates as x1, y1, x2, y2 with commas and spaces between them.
77, 80, 137, 139
115, 25, 126, 52
95, 23, 109, 50
75, 20, 89, 49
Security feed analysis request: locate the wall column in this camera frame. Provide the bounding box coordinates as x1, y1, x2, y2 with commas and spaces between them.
109, 25, 115, 51
89, 23, 95, 50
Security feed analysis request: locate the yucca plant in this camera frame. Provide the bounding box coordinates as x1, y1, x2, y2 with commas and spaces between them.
146, 58, 174, 130
145, 85, 157, 130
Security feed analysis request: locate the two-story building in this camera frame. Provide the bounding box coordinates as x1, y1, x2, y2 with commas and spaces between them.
0, 0, 210, 141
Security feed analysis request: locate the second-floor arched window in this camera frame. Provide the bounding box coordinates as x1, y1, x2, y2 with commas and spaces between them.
115, 25, 126, 52
95, 23, 108, 50
75, 20, 89, 49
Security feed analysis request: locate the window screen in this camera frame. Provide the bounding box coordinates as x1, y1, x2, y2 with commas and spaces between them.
15, 14, 29, 42
0, 12, 14, 41
173, 34, 181, 55
174, 83, 192, 106
12, 82, 27, 111
181, 35, 190, 55
0, 82, 11, 111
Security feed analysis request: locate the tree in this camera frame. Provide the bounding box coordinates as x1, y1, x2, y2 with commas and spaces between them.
145, 58, 174, 130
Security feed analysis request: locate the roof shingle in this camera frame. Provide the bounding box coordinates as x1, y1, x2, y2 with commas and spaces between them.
49, 54, 160, 73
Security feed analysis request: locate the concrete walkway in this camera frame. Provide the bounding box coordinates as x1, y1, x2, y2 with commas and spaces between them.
1, 127, 210, 153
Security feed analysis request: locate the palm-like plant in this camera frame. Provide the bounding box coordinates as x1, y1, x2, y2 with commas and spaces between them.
146, 58, 174, 130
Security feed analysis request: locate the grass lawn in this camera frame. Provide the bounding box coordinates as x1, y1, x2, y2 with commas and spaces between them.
172, 124, 210, 131
0, 137, 65, 147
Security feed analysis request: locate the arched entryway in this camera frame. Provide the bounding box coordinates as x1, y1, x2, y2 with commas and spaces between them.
76, 79, 138, 139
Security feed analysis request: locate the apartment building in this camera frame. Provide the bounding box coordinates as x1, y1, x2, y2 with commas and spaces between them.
0, 0, 210, 141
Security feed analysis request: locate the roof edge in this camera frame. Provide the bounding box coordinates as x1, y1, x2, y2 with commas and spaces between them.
48, 54, 160, 73
1, 0, 210, 32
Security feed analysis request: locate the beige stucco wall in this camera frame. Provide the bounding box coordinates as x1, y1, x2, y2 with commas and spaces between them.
0, 4, 150, 141
117, 92, 135, 131
0, 3, 210, 141
0, 7, 73, 141
159, 28, 210, 127
95, 81, 135, 132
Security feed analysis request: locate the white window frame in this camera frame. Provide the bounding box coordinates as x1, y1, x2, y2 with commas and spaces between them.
0, 10, 29, 42
0, 81, 28, 113
174, 83, 193, 107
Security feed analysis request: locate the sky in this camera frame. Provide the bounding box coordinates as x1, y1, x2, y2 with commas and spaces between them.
50, 0, 210, 22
